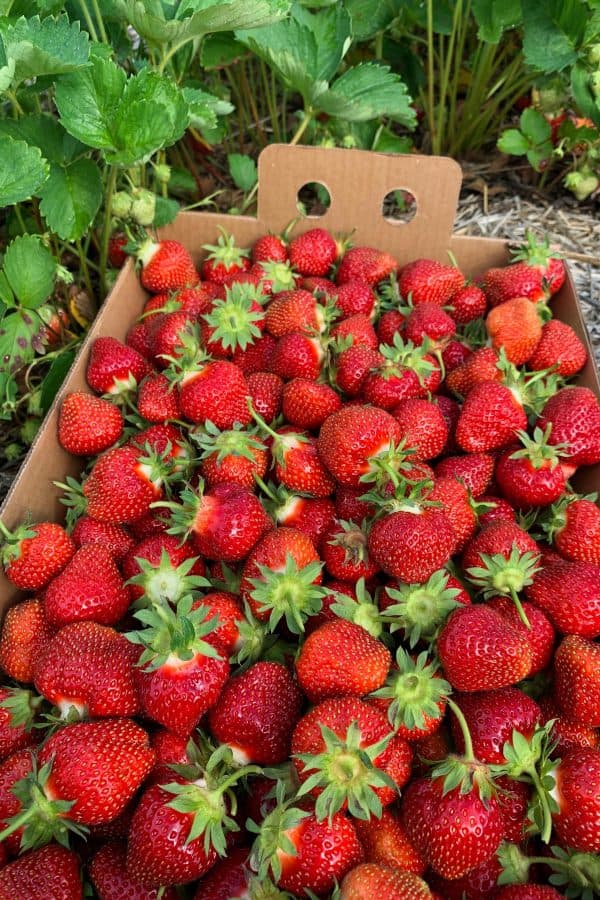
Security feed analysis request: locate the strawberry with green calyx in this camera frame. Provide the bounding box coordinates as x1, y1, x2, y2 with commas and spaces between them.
230, 603, 278, 670
322, 519, 378, 583
510, 229, 566, 296
495, 425, 568, 509
158, 481, 272, 563
90, 842, 180, 900
329, 577, 384, 639
497, 842, 600, 899
201, 228, 251, 284
0, 842, 83, 897
137, 238, 199, 293
252, 259, 299, 295
248, 782, 364, 895
380, 568, 466, 648
540, 492, 600, 563
318, 404, 403, 488
127, 594, 230, 736
538, 386, 600, 471
289, 227, 339, 277
362, 335, 440, 409
57, 391, 124, 456
191, 419, 268, 490
200, 281, 267, 355
0, 520, 75, 592
337, 245, 397, 286
86, 336, 152, 399
449, 688, 542, 766
397, 257, 465, 307
254, 476, 336, 548
401, 696, 504, 880
466, 543, 541, 629
126, 548, 210, 608
247, 554, 329, 635
370, 649, 451, 741
127, 744, 260, 888
0, 688, 42, 759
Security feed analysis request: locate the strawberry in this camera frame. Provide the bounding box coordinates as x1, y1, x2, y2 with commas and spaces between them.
542, 494, 600, 563
200, 282, 266, 356
126, 320, 154, 360
449, 687, 541, 764
149, 310, 195, 365
435, 451, 496, 496
289, 227, 338, 276
108, 232, 128, 268
449, 283, 487, 323
177, 358, 252, 430
136, 372, 181, 422
201, 229, 251, 283
192, 421, 268, 490
34, 622, 140, 719
368, 504, 455, 584
495, 426, 567, 508
441, 338, 472, 372
494, 888, 564, 900
437, 604, 532, 690
0, 748, 34, 854
70, 515, 133, 562
193, 591, 244, 658
192, 846, 251, 899
240, 526, 326, 633
0, 687, 40, 760
539, 695, 600, 753
247, 370, 283, 421
265, 289, 323, 338
0, 598, 55, 684
89, 842, 179, 900
551, 747, 600, 853
525, 560, 600, 637
351, 806, 426, 874
208, 661, 303, 764
317, 404, 402, 487
428, 476, 477, 552
455, 381, 528, 453
138, 239, 199, 292
340, 864, 433, 899
43, 544, 129, 628
337, 246, 398, 285
403, 302, 456, 348
269, 331, 324, 381
0, 521, 74, 591
122, 532, 205, 604
510, 229, 566, 296
398, 258, 464, 306
488, 595, 555, 675
528, 319, 587, 376
380, 568, 468, 648
321, 519, 378, 583
428, 854, 503, 899
391, 398, 448, 460
81, 444, 166, 523
0, 843, 82, 898
333, 280, 377, 319
362, 337, 440, 409
251, 798, 364, 895
281, 378, 342, 430
266, 426, 336, 498
486, 296, 543, 365
86, 337, 151, 396
58, 391, 123, 456
445, 346, 502, 397
538, 386, 600, 469
553, 634, 600, 726
377, 308, 406, 345
482, 261, 547, 307
251, 233, 288, 263
334, 345, 384, 396
128, 595, 230, 736
269, 489, 336, 548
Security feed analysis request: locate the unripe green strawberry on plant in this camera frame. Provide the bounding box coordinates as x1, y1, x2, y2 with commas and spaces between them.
137, 238, 199, 292
0, 520, 74, 591
57, 391, 123, 456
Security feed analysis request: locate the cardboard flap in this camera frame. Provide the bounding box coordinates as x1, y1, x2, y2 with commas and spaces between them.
257, 145, 463, 258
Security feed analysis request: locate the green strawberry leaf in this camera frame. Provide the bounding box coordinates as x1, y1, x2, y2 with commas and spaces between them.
521, 0, 588, 73
318, 63, 416, 125
2, 235, 56, 310
54, 55, 126, 151
182, 86, 232, 131
571, 62, 600, 127
228, 153, 257, 192
40, 348, 76, 415
0, 134, 48, 206
153, 196, 180, 228
38, 158, 103, 241
0, 114, 83, 166
0, 309, 43, 382
344, 0, 398, 42
472, 0, 522, 43
200, 32, 248, 69
520, 107, 552, 145
498, 128, 530, 156
2, 14, 91, 85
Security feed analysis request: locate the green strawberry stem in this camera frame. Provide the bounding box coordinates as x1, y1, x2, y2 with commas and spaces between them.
498, 842, 600, 895
466, 546, 540, 629
370, 649, 450, 734
446, 697, 474, 762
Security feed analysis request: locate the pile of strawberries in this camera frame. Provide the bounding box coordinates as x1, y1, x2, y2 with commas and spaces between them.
0, 222, 599, 899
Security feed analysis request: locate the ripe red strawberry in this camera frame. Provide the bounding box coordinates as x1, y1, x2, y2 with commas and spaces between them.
487, 596, 555, 675
200, 282, 267, 357
333, 280, 377, 320
136, 372, 181, 422
0, 521, 74, 591
486, 296, 543, 365
391, 398, 448, 460
265, 289, 323, 337
362, 339, 440, 409
437, 604, 532, 690
352, 806, 426, 874
482, 261, 547, 307
303, 275, 337, 296
449, 283, 487, 323
318, 404, 402, 487
334, 345, 384, 396
86, 337, 152, 396
58, 391, 123, 456
340, 864, 433, 899
89, 842, 179, 900
551, 747, 600, 853
368, 505, 455, 584
177, 358, 252, 430
403, 302, 456, 348
337, 246, 398, 285
34, 621, 140, 718
270, 490, 336, 548
148, 310, 195, 366
449, 687, 541, 764
435, 451, 496, 496
43, 544, 129, 628
247, 370, 283, 421
332, 316, 379, 354
398, 258, 464, 306
232, 331, 277, 374
281, 378, 342, 430
193, 422, 268, 490
377, 307, 406, 345
525, 560, 600, 637
289, 227, 338, 276
0, 843, 82, 898
269, 331, 324, 381
554, 634, 600, 726
538, 386, 600, 469
428, 853, 502, 899
252, 233, 288, 263
379, 569, 469, 650
455, 381, 528, 452
296, 618, 390, 702
0, 748, 34, 854
192, 591, 243, 657
445, 346, 502, 397
138, 239, 199, 292
441, 338, 472, 373
192, 846, 251, 899
126, 320, 154, 360
108, 232, 128, 268
543, 494, 600, 563
208, 661, 303, 764
495, 428, 567, 508
148, 728, 192, 785
321, 519, 377, 582
201, 230, 251, 283
71, 516, 133, 563
494, 887, 564, 899
539, 695, 600, 753
0, 598, 55, 684
129, 594, 230, 736
528, 319, 587, 376
0, 687, 40, 760
511, 230, 566, 296
268, 427, 336, 497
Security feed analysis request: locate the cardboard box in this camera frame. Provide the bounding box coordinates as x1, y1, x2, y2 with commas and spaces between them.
1, 144, 599, 608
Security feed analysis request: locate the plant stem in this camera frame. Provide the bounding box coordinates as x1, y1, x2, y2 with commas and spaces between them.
437, 0, 462, 154
13, 204, 27, 235
426, 0, 437, 154
99, 166, 118, 299
289, 109, 313, 146
260, 59, 280, 142
90, 0, 108, 43
75, 239, 95, 303
374, 30, 383, 60
78, 0, 99, 41
447, 698, 475, 761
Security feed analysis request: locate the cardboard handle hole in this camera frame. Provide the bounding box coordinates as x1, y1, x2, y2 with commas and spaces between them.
296, 181, 331, 218
382, 189, 417, 225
